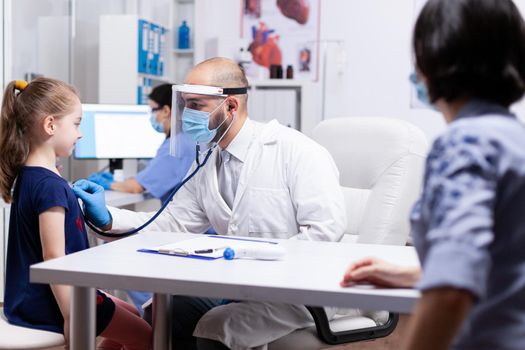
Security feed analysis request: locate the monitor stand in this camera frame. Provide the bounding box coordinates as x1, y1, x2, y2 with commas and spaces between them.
109, 158, 123, 174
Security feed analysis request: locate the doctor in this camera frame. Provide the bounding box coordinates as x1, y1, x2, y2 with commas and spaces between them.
73, 57, 346, 350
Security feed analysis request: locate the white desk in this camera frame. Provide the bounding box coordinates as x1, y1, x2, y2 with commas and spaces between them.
30, 231, 420, 350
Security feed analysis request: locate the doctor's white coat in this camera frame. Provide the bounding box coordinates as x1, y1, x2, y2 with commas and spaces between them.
108, 119, 347, 349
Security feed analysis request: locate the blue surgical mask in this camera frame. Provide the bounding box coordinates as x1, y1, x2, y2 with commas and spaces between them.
182, 100, 228, 143
150, 115, 165, 133
409, 72, 435, 109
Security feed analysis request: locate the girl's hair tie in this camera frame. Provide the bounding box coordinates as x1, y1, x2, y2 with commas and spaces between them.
14, 80, 29, 91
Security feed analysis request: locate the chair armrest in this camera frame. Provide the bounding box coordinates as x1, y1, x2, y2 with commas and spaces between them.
305, 306, 399, 345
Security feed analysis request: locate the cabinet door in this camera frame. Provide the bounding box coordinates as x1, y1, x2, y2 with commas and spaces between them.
249, 88, 299, 129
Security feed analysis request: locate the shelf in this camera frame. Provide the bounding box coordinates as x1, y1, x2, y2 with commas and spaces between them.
172, 48, 194, 54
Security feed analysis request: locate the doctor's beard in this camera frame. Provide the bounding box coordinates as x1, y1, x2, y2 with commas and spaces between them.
211, 109, 235, 144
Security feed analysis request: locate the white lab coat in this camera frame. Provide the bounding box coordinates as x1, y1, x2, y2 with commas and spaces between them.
108, 119, 346, 349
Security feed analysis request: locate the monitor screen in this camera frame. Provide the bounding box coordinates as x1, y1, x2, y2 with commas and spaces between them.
74, 104, 165, 159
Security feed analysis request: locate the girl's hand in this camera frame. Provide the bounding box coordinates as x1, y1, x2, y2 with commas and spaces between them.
340, 257, 421, 288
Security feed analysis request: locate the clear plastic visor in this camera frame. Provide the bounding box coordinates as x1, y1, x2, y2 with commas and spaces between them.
170, 84, 228, 157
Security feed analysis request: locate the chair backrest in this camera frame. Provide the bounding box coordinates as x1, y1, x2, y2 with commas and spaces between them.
312, 117, 428, 245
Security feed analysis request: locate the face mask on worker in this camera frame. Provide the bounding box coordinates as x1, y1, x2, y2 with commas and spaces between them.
181, 99, 229, 143
149, 115, 165, 133
171, 84, 247, 157
409, 72, 436, 109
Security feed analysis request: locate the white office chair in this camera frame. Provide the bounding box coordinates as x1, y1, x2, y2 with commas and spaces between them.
269, 117, 428, 349
0, 308, 64, 349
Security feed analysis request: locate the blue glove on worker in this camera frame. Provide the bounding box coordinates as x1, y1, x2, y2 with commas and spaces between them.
72, 179, 112, 228
87, 171, 114, 190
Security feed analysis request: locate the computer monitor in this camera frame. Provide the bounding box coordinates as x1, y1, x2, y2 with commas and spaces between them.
74, 104, 165, 161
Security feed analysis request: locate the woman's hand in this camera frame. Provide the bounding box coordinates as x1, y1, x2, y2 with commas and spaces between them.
340, 257, 421, 288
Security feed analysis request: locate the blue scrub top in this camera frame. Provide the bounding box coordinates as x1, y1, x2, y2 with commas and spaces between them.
136, 135, 195, 203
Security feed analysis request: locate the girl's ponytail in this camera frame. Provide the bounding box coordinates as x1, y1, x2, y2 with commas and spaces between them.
0, 78, 77, 203
0, 81, 29, 203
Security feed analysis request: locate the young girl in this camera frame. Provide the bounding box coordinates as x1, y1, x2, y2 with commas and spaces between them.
0, 78, 152, 349
341, 0, 525, 349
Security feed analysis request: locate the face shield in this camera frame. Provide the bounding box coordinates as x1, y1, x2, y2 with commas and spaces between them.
170, 84, 248, 157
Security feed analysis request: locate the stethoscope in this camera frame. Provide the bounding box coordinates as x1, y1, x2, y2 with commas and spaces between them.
84, 144, 215, 238
83, 102, 238, 238
84, 98, 235, 238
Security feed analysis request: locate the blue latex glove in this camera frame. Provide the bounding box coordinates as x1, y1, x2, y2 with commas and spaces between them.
87, 171, 114, 190
72, 179, 112, 228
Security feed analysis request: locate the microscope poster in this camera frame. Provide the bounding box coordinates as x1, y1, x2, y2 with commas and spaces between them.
242, 0, 320, 81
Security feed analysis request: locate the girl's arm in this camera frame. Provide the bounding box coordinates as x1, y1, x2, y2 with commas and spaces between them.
39, 207, 71, 343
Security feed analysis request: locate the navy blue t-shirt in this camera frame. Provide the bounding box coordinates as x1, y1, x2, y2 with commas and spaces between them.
4, 166, 114, 335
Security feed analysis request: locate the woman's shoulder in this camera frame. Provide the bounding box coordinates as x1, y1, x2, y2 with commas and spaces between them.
435, 115, 521, 150
428, 115, 525, 176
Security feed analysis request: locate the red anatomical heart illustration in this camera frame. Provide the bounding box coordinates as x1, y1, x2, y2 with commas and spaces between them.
277, 0, 310, 25
249, 22, 283, 68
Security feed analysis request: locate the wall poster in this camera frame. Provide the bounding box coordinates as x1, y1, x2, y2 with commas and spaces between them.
241, 0, 320, 81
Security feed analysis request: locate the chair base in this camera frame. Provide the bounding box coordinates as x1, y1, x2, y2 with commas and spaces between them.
269, 316, 378, 350
307, 307, 399, 345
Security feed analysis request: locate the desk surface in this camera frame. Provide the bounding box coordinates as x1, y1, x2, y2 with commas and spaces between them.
31, 232, 421, 313
104, 190, 153, 207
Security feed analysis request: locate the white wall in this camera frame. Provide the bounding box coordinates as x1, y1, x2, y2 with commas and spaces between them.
137, 0, 172, 27
510, 0, 525, 124
193, 0, 525, 140
10, 0, 70, 81
320, 0, 445, 140
194, 0, 244, 64
73, 0, 127, 103
322, 0, 525, 137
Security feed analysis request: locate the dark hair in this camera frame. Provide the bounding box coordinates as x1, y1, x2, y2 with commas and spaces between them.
413, 0, 525, 106
148, 84, 173, 109
0, 78, 78, 202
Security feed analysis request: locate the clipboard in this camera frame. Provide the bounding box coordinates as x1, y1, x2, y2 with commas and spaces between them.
138, 235, 278, 260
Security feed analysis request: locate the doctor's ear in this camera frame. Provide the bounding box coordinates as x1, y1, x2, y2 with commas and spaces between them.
226, 97, 239, 113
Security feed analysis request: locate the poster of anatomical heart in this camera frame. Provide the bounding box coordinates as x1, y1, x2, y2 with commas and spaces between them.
242, 0, 320, 81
